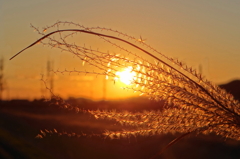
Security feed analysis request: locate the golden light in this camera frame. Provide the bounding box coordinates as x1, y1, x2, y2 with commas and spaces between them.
115, 66, 136, 85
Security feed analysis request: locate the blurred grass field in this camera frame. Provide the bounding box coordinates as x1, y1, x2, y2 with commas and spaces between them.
1, 98, 240, 159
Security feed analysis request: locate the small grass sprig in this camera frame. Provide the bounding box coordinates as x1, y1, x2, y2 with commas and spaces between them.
10, 21, 240, 150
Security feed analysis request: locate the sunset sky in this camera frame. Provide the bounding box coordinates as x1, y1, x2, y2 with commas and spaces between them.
1, 0, 240, 100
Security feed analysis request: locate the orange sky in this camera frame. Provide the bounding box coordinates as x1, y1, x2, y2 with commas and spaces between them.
1, 0, 240, 100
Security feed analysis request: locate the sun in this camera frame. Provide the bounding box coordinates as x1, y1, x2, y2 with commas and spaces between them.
115, 66, 136, 85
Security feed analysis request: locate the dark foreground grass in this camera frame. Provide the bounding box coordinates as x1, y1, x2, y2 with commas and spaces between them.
1, 99, 240, 159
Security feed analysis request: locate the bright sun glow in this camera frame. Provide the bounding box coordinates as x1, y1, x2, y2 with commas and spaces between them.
115, 66, 136, 85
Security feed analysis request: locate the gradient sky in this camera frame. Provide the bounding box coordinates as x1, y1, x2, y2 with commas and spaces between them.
1, 0, 240, 100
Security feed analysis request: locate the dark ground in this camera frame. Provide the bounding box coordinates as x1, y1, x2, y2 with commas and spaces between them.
1, 80, 240, 159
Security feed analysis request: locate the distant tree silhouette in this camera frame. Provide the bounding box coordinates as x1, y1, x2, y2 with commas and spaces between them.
220, 80, 240, 101
0, 57, 4, 101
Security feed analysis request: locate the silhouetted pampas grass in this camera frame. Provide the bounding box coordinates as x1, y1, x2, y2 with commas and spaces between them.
10, 21, 240, 152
